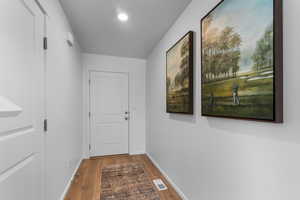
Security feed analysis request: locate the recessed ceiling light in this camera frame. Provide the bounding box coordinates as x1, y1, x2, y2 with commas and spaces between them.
118, 13, 128, 22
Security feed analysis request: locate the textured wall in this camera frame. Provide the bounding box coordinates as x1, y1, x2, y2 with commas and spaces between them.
39, 1, 83, 200
146, 0, 300, 199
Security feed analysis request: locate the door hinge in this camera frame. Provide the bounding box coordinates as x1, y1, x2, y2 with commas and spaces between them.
89, 79, 91, 85
43, 37, 48, 50
44, 119, 48, 132
89, 144, 91, 151
89, 112, 91, 118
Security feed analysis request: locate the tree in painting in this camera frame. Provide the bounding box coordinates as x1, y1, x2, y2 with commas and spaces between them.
201, 0, 275, 120
167, 32, 193, 113
252, 24, 274, 71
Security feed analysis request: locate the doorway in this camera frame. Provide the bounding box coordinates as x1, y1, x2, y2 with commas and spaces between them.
89, 71, 129, 156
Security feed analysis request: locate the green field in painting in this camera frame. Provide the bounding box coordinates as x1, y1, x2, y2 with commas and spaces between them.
167, 88, 190, 113
202, 69, 274, 120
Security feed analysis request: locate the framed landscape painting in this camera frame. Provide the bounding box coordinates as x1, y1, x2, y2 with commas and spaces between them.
167, 31, 194, 114
201, 0, 283, 122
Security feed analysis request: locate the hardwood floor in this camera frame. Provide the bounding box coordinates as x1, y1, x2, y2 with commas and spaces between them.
64, 154, 182, 200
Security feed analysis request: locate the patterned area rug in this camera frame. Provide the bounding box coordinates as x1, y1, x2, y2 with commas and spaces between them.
100, 163, 160, 200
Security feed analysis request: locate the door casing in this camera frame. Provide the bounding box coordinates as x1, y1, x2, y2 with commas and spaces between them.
88, 70, 130, 157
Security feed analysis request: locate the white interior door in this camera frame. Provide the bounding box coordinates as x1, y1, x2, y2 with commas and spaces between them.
0, 0, 45, 200
90, 71, 129, 156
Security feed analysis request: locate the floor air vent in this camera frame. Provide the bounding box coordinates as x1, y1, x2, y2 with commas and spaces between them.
153, 179, 168, 191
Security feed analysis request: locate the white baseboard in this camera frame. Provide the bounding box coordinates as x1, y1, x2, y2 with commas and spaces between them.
146, 153, 189, 200
59, 158, 83, 200
130, 150, 146, 155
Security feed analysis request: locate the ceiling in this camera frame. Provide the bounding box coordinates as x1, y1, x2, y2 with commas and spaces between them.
59, 0, 192, 59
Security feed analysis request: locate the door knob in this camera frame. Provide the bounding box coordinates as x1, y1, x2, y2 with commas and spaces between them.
125, 117, 128, 120
125, 111, 129, 115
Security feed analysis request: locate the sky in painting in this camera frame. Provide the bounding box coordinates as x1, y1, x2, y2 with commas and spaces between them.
208, 0, 273, 72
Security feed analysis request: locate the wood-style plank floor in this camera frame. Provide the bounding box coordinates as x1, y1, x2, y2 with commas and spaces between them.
64, 154, 182, 200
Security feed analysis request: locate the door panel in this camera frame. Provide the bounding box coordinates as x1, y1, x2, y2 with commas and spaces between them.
0, 0, 45, 199
0, 154, 39, 200
90, 72, 129, 156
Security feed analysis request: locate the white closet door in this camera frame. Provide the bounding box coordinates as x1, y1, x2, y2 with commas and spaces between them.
0, 0, 45, 199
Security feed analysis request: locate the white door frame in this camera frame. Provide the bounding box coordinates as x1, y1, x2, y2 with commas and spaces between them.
29, 1, 48, 199
35, 1, 47, 200
88, 70, 130, 157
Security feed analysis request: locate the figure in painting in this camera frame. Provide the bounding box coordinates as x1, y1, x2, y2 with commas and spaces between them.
232, 82, 240, 105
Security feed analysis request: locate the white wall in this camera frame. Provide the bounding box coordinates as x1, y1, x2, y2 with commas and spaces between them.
38, 1, 83, 200
146, 0, 300, 200
82, 53, 146, 157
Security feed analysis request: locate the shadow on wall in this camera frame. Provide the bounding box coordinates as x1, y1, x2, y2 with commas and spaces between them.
168, 113, 197, 124
205, 115, 300, 145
